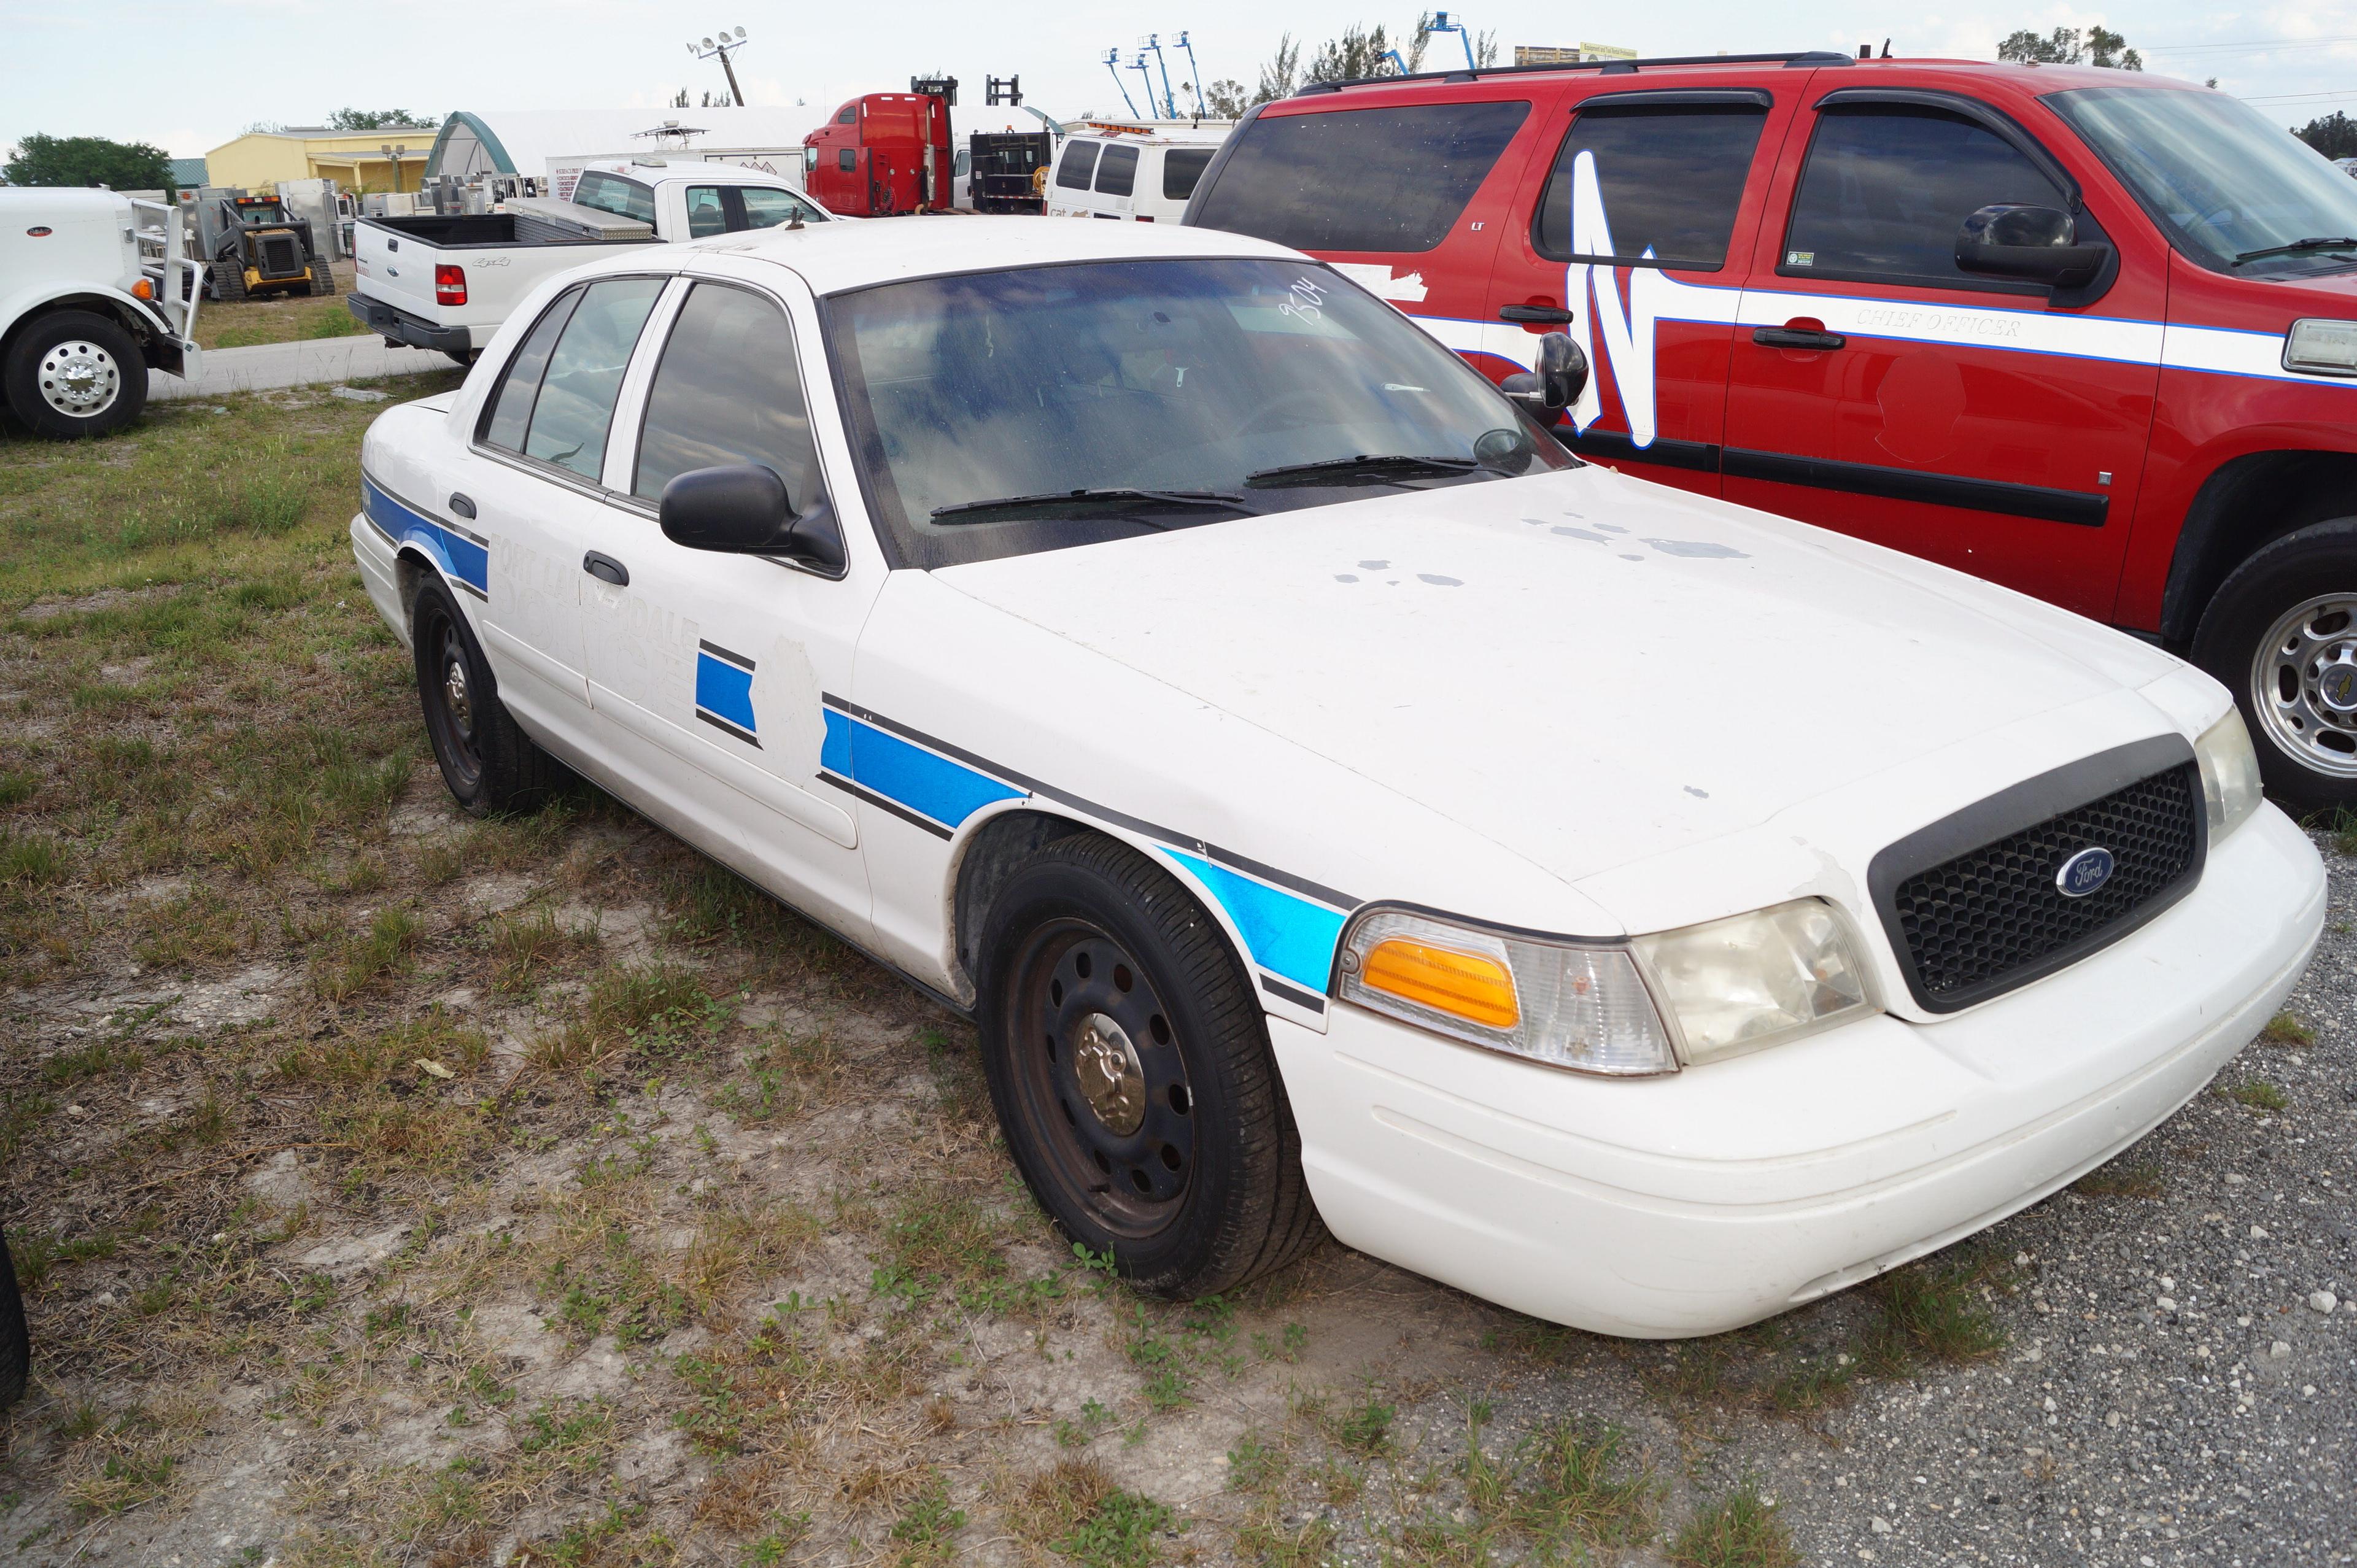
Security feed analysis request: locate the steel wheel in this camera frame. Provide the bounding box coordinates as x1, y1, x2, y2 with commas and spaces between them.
2251, 593, 2357, 781
422, 609, 484, 794
1005, 917, 1195, 1239
36, 338, 122, 420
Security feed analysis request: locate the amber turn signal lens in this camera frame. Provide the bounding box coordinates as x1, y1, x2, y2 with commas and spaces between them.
1360, 937, 1520, 1029
131, 278, 153, 300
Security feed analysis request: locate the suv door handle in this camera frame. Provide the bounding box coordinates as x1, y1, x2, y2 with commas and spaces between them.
1498, 303, 1576, 324
582, 551, 629, 587
447, 492, 476, 519
1753, 325, 1847, 351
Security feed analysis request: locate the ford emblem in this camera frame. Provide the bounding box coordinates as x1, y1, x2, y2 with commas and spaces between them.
2056, 846, 2115, 898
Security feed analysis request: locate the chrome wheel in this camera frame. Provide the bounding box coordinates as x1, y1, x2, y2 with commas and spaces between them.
2252, 593, 2357, 779
37, 339, 122, 420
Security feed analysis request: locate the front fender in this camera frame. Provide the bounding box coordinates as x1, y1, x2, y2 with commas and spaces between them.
0, 280, 183, 365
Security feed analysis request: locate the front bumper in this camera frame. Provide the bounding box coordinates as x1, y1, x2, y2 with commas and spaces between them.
1271, 805, 2325, 1338
347, 293, 470, 355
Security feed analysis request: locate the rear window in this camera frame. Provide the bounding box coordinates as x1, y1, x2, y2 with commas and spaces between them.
1533, 101, 1769, 269
1163, 147, 1215, 201
1056, 141, 1101, 191
1190, 99, 1530, 253
573, 172, 656, 225
1095, 144, 1139, 197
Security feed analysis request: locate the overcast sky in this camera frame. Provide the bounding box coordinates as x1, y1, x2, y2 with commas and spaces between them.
2, 0, 2351, 160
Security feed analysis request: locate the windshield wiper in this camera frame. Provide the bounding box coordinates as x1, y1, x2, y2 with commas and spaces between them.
2233, 236, 2357, 265
930, 487, 1256, 526
1244, 453, 1484, 489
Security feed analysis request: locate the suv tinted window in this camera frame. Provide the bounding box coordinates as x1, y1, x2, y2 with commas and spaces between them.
573, 172, 657, 225
520, 277, 665, 481
1163, 147, 1214, 201
634, 284, 821, 506
1783, 106, 2067, 286
1191, 101, 1530, 253
1535, 102, 1768, 268
1095, 144, 1139, 196
482, 286, 582, 453
1056, 141, 1100, 191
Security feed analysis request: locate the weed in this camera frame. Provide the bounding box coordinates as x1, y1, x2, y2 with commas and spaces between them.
1020, 1461, 1175, 1568
2226, 1079, 2289, 1111
1226, 1429, 1288, 1492
313, 906, 421, 1000
489, 905, 598, 992
1515, 1419, 1660, 1549
888, 1471, 966, 1564
2073, 1161, 2165, 1199
1760, 1356, 1857, 1418
1863, 1248, 2010, 1372
1669, 1482, 1797, 1568
1233, 1502, 1337, 1567
2261, 1010, 2315, 1045
0, 834, 68, 886
1331, 1392, 1395, 1455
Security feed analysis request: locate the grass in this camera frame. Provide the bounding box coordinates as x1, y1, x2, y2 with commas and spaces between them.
2224, 1079, 2290, 1111
1017, 1461, 1174, 1568
191, 262, 361, 350
2261, 1010, 2315, 1045
1669, 1483, 1798, 1568
2073, 1159, 2166, 1199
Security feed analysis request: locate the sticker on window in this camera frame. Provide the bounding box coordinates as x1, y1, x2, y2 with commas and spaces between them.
1785, 250, 1816, 267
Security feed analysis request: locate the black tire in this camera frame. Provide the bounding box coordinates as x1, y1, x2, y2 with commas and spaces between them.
975, 833, 1323, 1297
411, 576, 561, 817
2, 310, 147, 441
443, 349, 481, 369
2192, 516, 2357, 814
0, 1229, 28, 1410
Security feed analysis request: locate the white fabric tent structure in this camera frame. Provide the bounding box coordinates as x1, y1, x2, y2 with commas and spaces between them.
426, 108, 835, 193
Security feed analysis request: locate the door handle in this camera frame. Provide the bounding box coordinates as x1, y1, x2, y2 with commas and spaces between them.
582, 551, 629, 587
1753, 325, 1847, 351
447, 492, 476, 519
1498, 303, 1576, 324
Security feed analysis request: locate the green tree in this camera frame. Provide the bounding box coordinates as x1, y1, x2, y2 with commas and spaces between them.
324, 108, 439, 131
2, 132, 174, 191
2294, 110, 2357, 159
1997, 26, 2141, 69
1202, 79, 1252, 118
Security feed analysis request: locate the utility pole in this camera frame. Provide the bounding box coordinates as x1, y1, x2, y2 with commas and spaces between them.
686, 28, 749, 107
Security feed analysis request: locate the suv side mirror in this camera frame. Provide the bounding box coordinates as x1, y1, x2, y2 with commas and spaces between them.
1956, 204, 2110, 289
659, 464, 847, 574
1501, 331, 1590, 412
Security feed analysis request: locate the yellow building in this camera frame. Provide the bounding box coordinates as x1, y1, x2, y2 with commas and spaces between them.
201, 126, 433, 193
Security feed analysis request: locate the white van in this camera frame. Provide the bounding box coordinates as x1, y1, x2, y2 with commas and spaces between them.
1045, 122, 1231, 222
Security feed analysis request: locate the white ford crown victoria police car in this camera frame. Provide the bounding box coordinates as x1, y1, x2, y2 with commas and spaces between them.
352, 218, 2324, 1337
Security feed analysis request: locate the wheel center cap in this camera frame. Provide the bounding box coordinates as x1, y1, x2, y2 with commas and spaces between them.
444, 660, 472, 728
1070, 1011, 1145, 1136
2318, 654, 2357, 714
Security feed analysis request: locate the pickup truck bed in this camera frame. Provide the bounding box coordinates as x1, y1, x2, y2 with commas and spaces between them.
347, 210, 653, 360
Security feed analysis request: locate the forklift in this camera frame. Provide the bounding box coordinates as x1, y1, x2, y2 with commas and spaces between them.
183, 189, 336, 303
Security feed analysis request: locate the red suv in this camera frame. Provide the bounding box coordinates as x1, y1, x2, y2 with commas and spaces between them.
1185, 50, 2357, 809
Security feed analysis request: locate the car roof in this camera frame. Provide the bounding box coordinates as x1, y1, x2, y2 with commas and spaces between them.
707, 215, 1306, 295
1274, 53, 2215, 104
586, 160, 794, 187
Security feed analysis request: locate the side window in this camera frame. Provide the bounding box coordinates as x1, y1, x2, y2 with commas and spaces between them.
1534, 102, 1769, 268
837, 105, 857, 125
1782, 106, 2069, 287
517, 277, 665, 481
1190, 101, 1531, 253
739, 187, 818, 227
1163, 147, 1214, 201
573, 172, 657, 224
481, 286, 582, 453
633, 284, 821, 509
1056, 140, 1100, 191
838, 149, 857, 174
1094, 144, 1139, 196
684, 186, 729, 239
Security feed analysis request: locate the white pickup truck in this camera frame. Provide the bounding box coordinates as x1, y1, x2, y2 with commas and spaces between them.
346, 160, 838, 364
1, 187, 204, 439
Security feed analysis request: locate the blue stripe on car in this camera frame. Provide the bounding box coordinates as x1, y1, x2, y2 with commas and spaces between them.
821, 713, 1026, 831
1158, 848, 1349, 995
694, 649, 758, 740
363, 476, 489, 597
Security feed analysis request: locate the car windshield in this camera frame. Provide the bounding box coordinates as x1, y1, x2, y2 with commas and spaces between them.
2047, 87, 2357, 276
824, 257, 1573, 568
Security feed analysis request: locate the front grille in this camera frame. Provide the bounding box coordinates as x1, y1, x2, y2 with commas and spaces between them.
259, 234, 301, 276
1875, 751, 2204, 1012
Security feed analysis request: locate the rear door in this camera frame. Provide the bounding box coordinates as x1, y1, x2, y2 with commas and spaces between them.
1093, 142, 1141, 218
1048, 139, 1102, 216
1719, 89, 2162, 617
1481, 82, 1797, 498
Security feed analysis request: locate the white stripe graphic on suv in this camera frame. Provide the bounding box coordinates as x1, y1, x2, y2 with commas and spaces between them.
1396, 149, 2349, 451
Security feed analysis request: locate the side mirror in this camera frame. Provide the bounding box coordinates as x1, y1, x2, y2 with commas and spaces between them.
659, 464, 846, 573
1956, 204, 2110, 289
1500, 331, 1590, 413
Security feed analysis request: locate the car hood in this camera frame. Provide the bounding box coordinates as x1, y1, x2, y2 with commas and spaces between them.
930, 466, 2181, 888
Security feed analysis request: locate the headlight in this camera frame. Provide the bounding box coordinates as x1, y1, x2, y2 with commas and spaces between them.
2194, 709, 2262, 840
1334, 898, 1878, 1074
1335, 908, 1677, 1075
1632, 900, 1875, 1064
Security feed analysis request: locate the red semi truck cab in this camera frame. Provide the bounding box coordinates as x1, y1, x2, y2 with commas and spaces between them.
803, 92, 953, 216
1185, 52, 2357, 811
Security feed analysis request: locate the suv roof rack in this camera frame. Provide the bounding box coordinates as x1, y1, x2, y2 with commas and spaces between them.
1292, 49, 1856, 96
